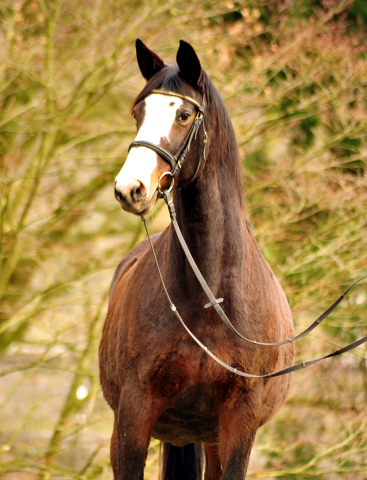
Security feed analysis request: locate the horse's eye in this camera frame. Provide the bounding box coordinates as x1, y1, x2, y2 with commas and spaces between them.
177, 112, 190, 123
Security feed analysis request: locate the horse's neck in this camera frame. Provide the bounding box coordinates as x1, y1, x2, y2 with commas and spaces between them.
170, 164, 247, 297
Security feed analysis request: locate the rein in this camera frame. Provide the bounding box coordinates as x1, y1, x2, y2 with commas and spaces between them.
131, 88, 367, 378
141, 190, 367, 379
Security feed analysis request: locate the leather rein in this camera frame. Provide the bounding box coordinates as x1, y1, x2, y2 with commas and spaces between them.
132, 89, 367, 379
142, 195, 367, 379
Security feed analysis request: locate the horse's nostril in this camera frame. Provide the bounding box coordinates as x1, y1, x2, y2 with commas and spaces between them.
130, 181, 147, 202
114, 186, 126, 205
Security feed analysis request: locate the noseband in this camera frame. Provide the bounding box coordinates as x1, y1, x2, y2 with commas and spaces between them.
128, 90, 207, 184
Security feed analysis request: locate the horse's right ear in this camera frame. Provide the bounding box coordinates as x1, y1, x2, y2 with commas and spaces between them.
136, 39, 166, 81
177, 40, 205, 91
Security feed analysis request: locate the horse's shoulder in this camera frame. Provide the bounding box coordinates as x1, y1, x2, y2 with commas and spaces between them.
109, 233, 161, 299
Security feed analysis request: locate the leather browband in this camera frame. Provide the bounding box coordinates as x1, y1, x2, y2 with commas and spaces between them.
150, 89, 203, 111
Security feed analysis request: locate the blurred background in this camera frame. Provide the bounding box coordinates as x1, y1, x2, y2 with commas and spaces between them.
0, 0, 366, 478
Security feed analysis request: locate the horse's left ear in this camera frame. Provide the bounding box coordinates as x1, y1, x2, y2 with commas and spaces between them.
177, 40, 205, 91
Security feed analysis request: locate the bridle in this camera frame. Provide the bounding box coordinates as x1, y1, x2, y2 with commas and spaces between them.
130, 90, 367, 379
128, 90, 207, 186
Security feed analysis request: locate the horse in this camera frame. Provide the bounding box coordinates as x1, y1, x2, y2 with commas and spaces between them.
99, 39, 295, 480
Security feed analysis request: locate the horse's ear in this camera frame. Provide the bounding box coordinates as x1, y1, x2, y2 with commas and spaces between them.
136, 39, 166, 81
177, 40, 205, 90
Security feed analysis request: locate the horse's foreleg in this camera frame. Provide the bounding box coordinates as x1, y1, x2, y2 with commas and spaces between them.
204, 444, 222, 480
110, 419, 118, 477
218, 397, 261, 480
112, 389, 164, 480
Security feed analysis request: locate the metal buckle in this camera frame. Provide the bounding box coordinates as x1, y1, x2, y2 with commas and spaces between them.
157, 171, 175, 194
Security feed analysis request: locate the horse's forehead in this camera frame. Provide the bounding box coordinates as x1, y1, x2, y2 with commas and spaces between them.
136, 94, 185, 143
144, 94, 184, 113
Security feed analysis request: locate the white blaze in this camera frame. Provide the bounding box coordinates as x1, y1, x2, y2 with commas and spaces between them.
115, 94, 184, 197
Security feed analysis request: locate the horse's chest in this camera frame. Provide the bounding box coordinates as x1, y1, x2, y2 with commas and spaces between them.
145, 348, 249, 446
146, 346, 243, 399
152, 385, 220, 445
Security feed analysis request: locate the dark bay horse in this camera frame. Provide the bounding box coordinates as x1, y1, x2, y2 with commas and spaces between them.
99, 39, 295, 480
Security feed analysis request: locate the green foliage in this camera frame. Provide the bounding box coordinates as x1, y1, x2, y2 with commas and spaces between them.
0, 0, 366, 478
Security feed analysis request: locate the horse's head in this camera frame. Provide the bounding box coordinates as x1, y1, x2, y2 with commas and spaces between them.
114, 39, 206, 215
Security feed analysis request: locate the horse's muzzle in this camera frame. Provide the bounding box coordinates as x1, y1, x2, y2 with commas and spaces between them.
114, 181, 156, 215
